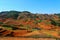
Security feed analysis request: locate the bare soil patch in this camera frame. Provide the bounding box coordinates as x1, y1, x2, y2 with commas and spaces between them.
0, 37, 57, 40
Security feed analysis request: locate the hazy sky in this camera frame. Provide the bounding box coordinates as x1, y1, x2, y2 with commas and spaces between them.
0, 0, 60, 13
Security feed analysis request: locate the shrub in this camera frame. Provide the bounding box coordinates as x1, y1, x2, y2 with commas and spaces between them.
0, 22, 3, 25
50, 19, 57, 26
34, 20, 42, 24
2, 25, 13, 30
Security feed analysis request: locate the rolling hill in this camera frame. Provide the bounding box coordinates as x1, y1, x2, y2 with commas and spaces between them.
0, 11, 60, 38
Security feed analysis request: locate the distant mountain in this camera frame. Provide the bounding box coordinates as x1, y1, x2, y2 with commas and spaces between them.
0, 11, 60, 20
0, 11, 21, 19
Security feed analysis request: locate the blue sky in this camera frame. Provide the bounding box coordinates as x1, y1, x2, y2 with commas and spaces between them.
0, 0, 60, 13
